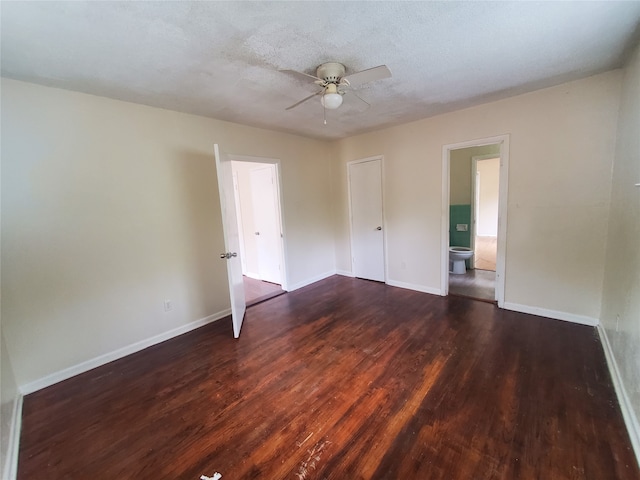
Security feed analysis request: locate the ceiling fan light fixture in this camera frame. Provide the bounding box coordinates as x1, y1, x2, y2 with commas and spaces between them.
321, 92, 343, 109
283, 62, 390, 115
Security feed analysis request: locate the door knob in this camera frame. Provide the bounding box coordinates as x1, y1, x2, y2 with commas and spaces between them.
255, 232, 260, 235
376, 226, 382, 231
220, 253, 228, 259
219, 252, 237, 259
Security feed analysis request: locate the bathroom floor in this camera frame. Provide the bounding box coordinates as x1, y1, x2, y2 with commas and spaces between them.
449, 268, 496, 302
474, 235, 497, 271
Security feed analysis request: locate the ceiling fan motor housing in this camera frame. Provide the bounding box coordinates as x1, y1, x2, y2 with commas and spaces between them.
316, 62, 346, 83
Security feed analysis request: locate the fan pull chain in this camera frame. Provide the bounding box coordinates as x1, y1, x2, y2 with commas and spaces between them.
323, 105, 327, 125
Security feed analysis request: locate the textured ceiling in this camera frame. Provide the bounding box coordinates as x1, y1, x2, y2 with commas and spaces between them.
2, 1, 640, 140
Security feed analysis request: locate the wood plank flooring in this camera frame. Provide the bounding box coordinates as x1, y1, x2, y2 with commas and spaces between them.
18, 276, 639, 479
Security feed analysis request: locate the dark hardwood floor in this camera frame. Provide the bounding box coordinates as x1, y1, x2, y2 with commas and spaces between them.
18, 276, 639, 479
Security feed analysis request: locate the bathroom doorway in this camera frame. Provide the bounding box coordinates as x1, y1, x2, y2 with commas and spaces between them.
230, 157, 287, 306
441, 136, 509, 305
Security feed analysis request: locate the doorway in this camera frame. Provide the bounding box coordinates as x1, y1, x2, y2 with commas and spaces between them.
441, 136, 509, 305
348, 156, 385, 282
472, 154, 500, 271
230, 157, 288, 306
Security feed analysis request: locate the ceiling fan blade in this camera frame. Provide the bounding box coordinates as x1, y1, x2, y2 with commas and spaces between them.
350, 91, 371, 110
285, 91, 322, 111
343, 65, 392, 87
280, 69, 323, 83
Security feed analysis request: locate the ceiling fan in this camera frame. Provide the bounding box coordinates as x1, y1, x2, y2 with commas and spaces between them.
281, 62, 392, 122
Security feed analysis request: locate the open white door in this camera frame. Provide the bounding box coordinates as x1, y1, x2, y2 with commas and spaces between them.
214, 144, 246, 338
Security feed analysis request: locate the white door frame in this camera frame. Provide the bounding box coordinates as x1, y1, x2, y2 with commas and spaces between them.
470, 153, 500, 267
228, 154, 289, 292
441, 135, 510, 306
347, 155, 387, 281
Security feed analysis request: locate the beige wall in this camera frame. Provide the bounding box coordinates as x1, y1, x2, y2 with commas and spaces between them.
450, 145, 500, 205
600, 42, 640, 436
1, 79, 334, 387
333, 70, 621, 319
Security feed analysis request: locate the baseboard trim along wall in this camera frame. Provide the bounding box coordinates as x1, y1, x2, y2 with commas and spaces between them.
19, 309, 231, 395
334, 273, 442, 296
502, 302, 599, 327
287, 270, 337, 292
386, 279, 442, 297
597, 325, 640, 465
335, 270, 355, 277
3, 394, 23, 480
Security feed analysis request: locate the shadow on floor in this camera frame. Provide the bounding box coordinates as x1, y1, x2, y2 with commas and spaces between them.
449, 269, 496, 302
244, 276, 285, 307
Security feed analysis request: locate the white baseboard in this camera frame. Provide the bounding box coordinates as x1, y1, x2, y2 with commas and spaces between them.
386, 279, 442, 296
287, 270, 337, 292
336, 269, 355, 277
3, 394, 23, 480
502, 302, 598, 326
597, 325, 640, 464
245, 272, 261, 280
19, 309, 231, 395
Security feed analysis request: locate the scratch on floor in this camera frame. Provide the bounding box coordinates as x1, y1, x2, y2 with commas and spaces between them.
296, 432, 314, 448
294, 439, 331, 480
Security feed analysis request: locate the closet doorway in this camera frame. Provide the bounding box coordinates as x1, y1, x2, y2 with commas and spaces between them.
348, 156, 385, 282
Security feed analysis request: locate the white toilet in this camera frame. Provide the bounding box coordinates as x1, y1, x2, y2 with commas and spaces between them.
449, 246, 474, 274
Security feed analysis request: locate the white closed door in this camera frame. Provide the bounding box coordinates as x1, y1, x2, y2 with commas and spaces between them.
349, 158, 385, 282
214, 144, 246, 338
250, 165, 282, 284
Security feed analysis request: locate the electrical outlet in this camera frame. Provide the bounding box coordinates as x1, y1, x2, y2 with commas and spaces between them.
164, 300, 173, 312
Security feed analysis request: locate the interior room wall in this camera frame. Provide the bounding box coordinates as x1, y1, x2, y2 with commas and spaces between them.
1, 78, 334, 389
333, 70, 621, 320
600, 41, 640, 447
450, 145, 500, 204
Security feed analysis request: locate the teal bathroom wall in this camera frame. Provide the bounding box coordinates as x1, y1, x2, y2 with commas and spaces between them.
449, 204, 471, 247
450, 204, 471, 268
